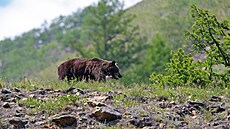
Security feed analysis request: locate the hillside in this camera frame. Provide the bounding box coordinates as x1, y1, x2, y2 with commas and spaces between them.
0, 0, 229, 82
127, 0, 230, 49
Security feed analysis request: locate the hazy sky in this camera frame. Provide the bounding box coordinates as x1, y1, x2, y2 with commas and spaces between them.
0, 0, 142, 40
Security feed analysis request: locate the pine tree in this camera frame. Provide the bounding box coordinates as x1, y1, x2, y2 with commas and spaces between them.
81, 0, 147, 69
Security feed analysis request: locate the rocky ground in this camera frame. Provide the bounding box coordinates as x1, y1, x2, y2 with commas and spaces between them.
0, 86, 229, 129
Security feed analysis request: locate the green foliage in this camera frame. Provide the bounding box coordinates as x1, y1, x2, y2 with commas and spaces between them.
0, 9, 84, 81
186, 5, 230, 67
76, 0, 147, 69
146, 35, 171, 74
150, 48, 210, 87
186, 5, 230, 86
0, 79, 4, 89
150, 5, 229, 88
123, 34, 171, 83
0, 32, 64, 81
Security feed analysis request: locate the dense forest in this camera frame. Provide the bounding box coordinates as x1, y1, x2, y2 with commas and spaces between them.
0, 0, 229, 85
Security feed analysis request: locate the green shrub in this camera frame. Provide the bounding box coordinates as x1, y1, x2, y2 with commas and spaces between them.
150, 48, 210, 88
150, 5, 229, 88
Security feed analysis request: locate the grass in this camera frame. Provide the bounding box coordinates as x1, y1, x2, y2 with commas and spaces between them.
1, 79, 229, 115
18, 94, 82, 115
2, 79, 229, 101
113, 94, 139, 107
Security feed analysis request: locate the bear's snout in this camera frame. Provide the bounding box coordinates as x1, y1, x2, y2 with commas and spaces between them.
113, 73, 122, 79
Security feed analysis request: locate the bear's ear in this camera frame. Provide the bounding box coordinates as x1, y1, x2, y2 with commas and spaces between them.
112, 60, 116, 65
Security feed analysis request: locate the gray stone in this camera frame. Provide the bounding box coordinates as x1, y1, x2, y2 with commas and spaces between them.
14, 88, 21, 92
92, 107, 122, 121
129, 116, 154, 128
2, 88, 11, 94
3, 102, 10, 108
210, 96, 221, 102
87, 100, 107, 107
187, 100, 206, 108
9, 117, 28, 128
52, 115, 77, 127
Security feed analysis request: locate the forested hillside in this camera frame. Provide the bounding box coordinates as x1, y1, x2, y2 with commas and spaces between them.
0, 0, 229, 83
128, 0, 229, 49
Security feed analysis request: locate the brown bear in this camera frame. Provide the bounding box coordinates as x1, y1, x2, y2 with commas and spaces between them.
58, 58, 122, 82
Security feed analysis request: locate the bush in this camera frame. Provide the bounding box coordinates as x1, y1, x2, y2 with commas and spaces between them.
186, 5, 230, 87
150, 48, 210, 88
150, 5, 229, 88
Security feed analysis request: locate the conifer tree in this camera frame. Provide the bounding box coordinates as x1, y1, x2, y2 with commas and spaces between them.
81, 0, 147, 69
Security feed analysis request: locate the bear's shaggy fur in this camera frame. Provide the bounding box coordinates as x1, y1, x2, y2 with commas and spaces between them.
58, 58, 122, 82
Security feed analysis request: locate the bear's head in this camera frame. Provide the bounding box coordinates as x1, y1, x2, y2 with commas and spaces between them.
103, 60, 122, 79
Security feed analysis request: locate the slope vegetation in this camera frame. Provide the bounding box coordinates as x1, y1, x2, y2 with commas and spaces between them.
127, 0, 230, 49
0, 0, 229, 81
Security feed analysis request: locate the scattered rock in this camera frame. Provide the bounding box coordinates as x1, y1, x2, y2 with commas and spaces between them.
77, 88, 86, 94
15, 112, 24, 117
35, 120, 47, 127
14, 88, 21, 92
210, 96, 221, 102
191, 110, 196, 116
1, 96, 10, 102
87, 100, 107, 107
0, 86, 229, 128
156, 96, 168, 101
1, 88, 11, 94
87, 95, 111, 107
165, 113, 184, 121
129, 116, 153, 128
14, 108, 26, 117
18, 93, 26, 98
38, 89, 46, 95
9, 117, 28, 128
212, 106, 226, 114
92, 107, 122, 121
168, 101, 177, 108
5, 97, 16, 103
29, 94, 35, 98
65, 87, 75, 93
187, 100, 206, 108
16, 107, 24, 113
29, 105, 35, 108
158, 102, 168, 109
208, 117, 230, 128
159, 123, 166, 128
93, 96, 112, 102
3, 102, 10, 108
15, 94, 23, 99
52, 115, 77, 127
